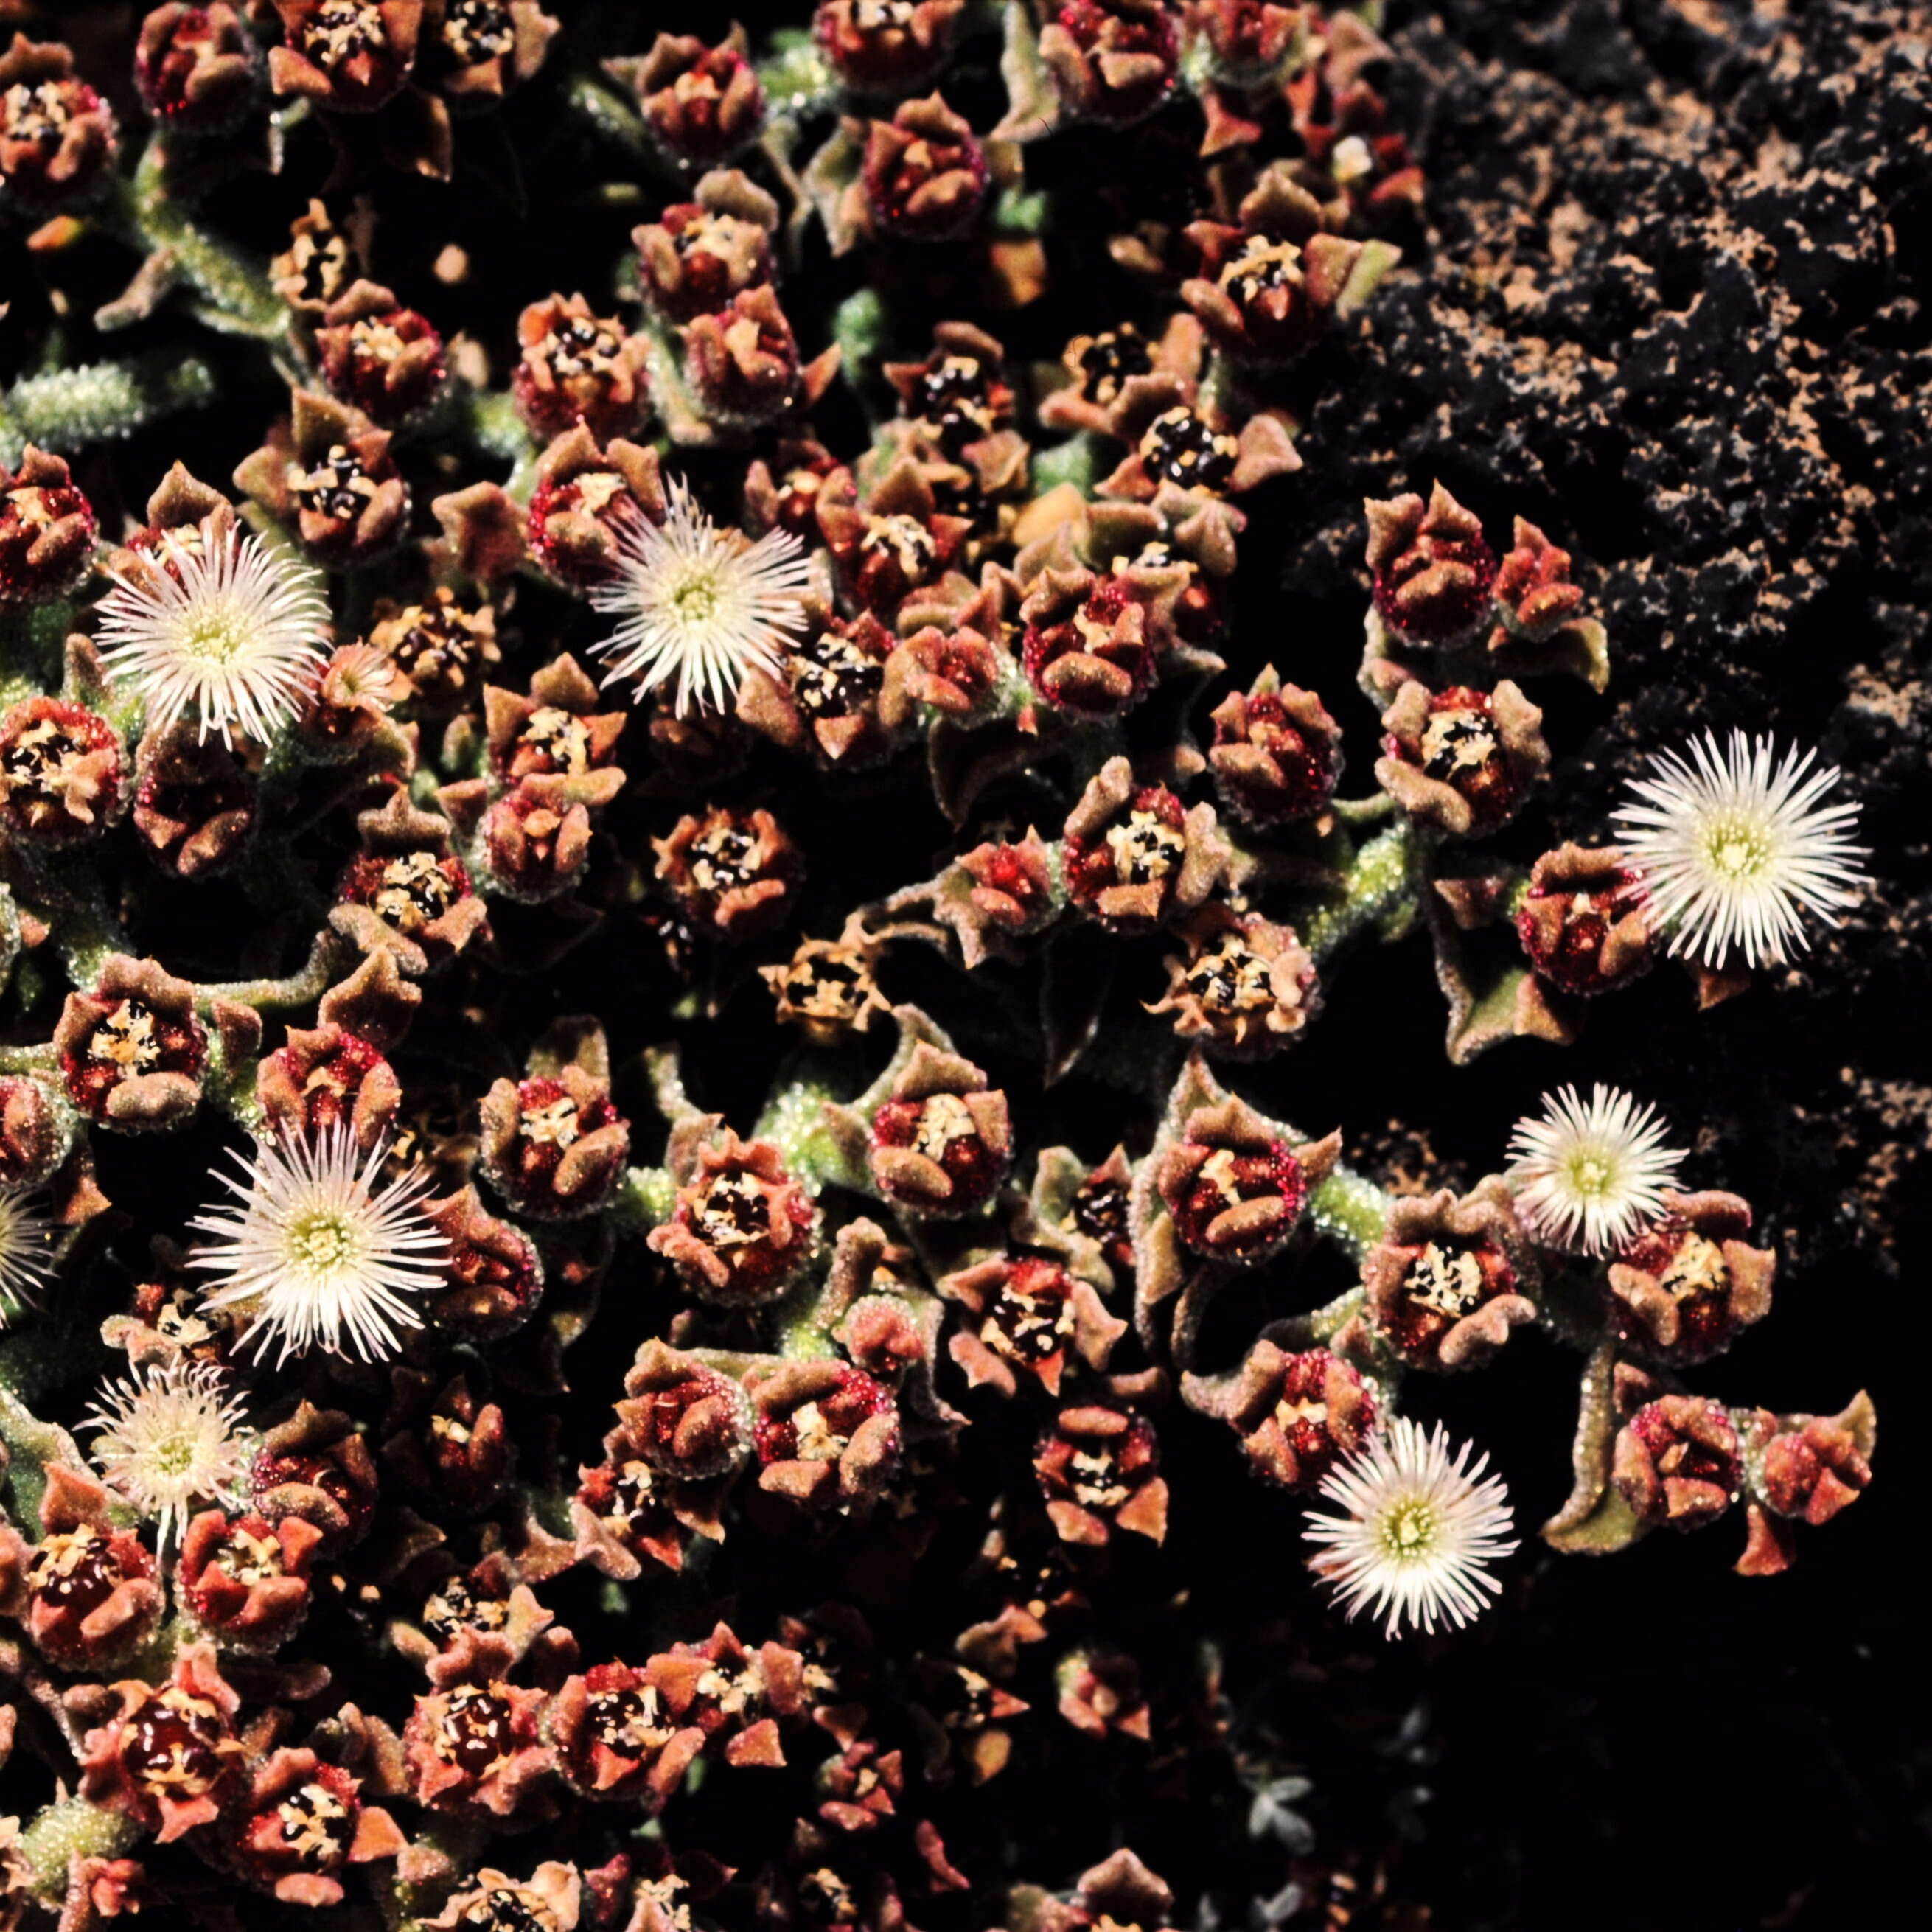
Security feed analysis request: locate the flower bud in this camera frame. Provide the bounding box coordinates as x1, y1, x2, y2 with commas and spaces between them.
815, 0, 964, 91
1020, 568, 1170, 717
133, 4, 259, 131
77, 1646, 244, 1842
478, 1072, 630, 1220
1492, 516, 1588, 643
635, 170, 777, 322
1057, 1644, 1149, 1740
423, 1184, 544, 1340
868, 1043, 1011, 1217
1157, 1098, 1339, 1261
526, 426, 666, 588
249, 1401, 380, 1552
1041, 1, 1180, 127
1516, 843, 1654, 995
383, 1370, 513, 1516
648, 1132, 817, 1305
1753, 1400, 1874, 1530
1365, 483, 1497, 649
314, 280, 448, 425
1219, 1342, 1379, 1490
1612, 1395, 1742, 1532
816, 459, 969, 617
0, 37, 117, 209
177, 1510, 324, 1654
683, 285, 839, 429
613, 1341, 754, 1482
1207, 667, 1341, 825
257, 1025, 401, 1149
1033, 1403, 1168, 1545
0, 698, 123, 843
1609, 1190, 1773, 1365
627, 29, 764, 164
750, 1361, 901, 1513
877, 620, 1002, 724
55, 955, 207, 1131
132, 727, 256, 880
512, 293, 651, 444
269, 0, 421, 113
0, 1075, 70, 1188
297, 644, 400, 759
467, 778, 598, 902
860, 94, 988, 243
1375, 679, 1548, 836
0, 448, 96, 603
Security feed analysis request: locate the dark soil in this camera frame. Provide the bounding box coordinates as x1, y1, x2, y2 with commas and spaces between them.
1260, 3, 1932, 1924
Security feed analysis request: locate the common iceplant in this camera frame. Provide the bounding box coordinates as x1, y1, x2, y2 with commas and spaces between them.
0, 4, 1877, 1931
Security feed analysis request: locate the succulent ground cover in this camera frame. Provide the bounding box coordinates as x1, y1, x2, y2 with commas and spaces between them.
1, 2, 1926, 1928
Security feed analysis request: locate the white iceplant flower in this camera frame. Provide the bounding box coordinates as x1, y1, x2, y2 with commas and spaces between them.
1611, 729, 1868, 972
0, 1183, 57, 1324
84, 1358, 251, 1550
96, 517, 332, 747
588, 479, 811, 717
188, 1124, 449, 1366
1304, 1417, 1517, 1639
1506, 1082, 1684, 1257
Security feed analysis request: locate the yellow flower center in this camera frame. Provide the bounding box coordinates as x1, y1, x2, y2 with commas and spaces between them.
289, 1210, 358, 1274
1380, 1499, 1437, 1559
180, 604, 249, 665
1566, 1152, 1614, 1199
670, 570, 722, 627
1702, 812, 1771, 880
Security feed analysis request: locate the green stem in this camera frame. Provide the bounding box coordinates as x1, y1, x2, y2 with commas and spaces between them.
1307, 1167, 1393, 1260
0, 1381, 88, 1525
610, 1164, 674, 1235
1, 352, 217, 464
1303, 1283, 1368, 1345
195, 929, 343, 1014
116, 142, 288, 339
466, 386, 533, 465
41, 871, 129, 988
1300, 818, 1420, 961
1030, 431, 1105, 499
17, 1796, 143, 1905
756, 1076, 865, 1195
564, 72, 652, 164
0, 604, 70, 704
